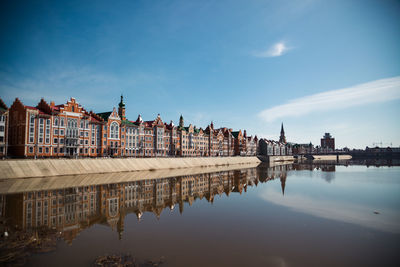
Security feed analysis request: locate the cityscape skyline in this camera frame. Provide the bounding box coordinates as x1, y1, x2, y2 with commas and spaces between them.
1, 0, 399, 149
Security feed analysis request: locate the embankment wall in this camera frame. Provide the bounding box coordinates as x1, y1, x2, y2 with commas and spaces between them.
0, 157, 260, 179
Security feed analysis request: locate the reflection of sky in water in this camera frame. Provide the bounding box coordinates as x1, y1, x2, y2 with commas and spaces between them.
259, 166, 400, 234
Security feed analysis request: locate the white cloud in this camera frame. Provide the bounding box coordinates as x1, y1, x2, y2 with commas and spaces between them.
254, 41, 290, 58
259, 76, 400, 122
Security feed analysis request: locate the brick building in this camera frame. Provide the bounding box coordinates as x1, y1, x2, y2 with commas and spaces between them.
6, 95, 257, 158
321, 133, 335, 152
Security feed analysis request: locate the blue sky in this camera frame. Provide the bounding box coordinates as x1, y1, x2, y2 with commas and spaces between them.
0, 0, 399, 148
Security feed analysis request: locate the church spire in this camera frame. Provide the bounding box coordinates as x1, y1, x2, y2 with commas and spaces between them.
279, 123, 286, 143
179, 114, 184, 128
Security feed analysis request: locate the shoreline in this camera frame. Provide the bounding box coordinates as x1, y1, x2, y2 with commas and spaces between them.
0, 156, 260, 179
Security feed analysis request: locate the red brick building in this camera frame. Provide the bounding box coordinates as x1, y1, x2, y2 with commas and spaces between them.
6, 95, 258, 158
321, 133, 335, 152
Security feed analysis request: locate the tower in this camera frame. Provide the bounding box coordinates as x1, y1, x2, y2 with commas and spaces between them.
118, 94, 126, 120
179, 114, 184, 128
279, 123, 286, 143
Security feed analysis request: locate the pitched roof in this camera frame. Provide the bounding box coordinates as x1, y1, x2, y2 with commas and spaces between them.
0, 98, 8, 111
96, 111, 112, 121
231, 131, 240, 138
121, 120, 137, 126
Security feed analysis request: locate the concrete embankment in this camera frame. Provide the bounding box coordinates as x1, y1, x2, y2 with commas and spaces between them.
0, 157, 260, 179
310, 155, 352, 161
258, 155, 295, 164
0, 163, 261, 194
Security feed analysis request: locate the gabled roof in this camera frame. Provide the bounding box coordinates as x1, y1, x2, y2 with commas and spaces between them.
136, 114, 143, 124
231, 131, 241, 138
0, 98, 8, 112
96, 111, 112, 121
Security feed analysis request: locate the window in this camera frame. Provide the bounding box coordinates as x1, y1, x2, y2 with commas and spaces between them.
45, 119, 50, 144
60, 129, 64, 135
29, 115, 35, 143
39, 147, 43, 153
110, 122, 119, 139
54, 118, 58, 126
60, 138, 64, 144
60, 118, 64, 127
54, 129, 58, 135
54, 147, 58, 153
54, 138, 58, 144
39, 119, 44, 143
45, 147, 49, 153
0, 126, 4, 132
29, 146, 33, 153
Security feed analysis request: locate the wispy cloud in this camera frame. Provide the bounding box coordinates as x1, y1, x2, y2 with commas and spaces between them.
254, 41, 290, 58
259, 76, 400, 122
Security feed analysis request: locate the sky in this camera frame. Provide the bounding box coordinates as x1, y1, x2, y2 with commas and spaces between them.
0, 0, 399, 149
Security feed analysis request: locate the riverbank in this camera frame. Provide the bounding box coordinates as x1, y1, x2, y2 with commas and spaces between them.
0, 162, 260, 194
0, 157, 260, 179
308, 154, 352, 161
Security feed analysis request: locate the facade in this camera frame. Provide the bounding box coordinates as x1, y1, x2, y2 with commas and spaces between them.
292, 143, 314, 155
258, 139, 292, 156
321, 133, 335, 152
0, 98, 8, 157
6, 95, 258, 158
8, 97, 105, 158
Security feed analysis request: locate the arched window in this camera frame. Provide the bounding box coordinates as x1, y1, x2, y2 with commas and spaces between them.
110, 122, 119, 139
54, 118, 58, 126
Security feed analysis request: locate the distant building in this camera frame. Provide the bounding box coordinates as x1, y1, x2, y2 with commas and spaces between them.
321, 133, 335, 151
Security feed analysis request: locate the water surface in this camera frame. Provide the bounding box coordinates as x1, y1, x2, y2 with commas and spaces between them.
1, 162, 399, 266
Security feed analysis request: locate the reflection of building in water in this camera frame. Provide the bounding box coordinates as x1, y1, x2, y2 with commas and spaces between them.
1, 167, 271, 243
292, 162, 336, 183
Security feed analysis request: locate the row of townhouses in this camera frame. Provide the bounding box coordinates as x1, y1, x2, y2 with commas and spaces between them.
1, 96, 259, 158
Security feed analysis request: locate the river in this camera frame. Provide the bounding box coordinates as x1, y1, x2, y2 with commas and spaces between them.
0, 160, 399, 266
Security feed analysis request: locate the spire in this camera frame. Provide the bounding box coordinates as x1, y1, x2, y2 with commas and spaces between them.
119, 94, 125, 108
118, 94, 126, 120
279, 123, 286, 143
179, 114, 184, 128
